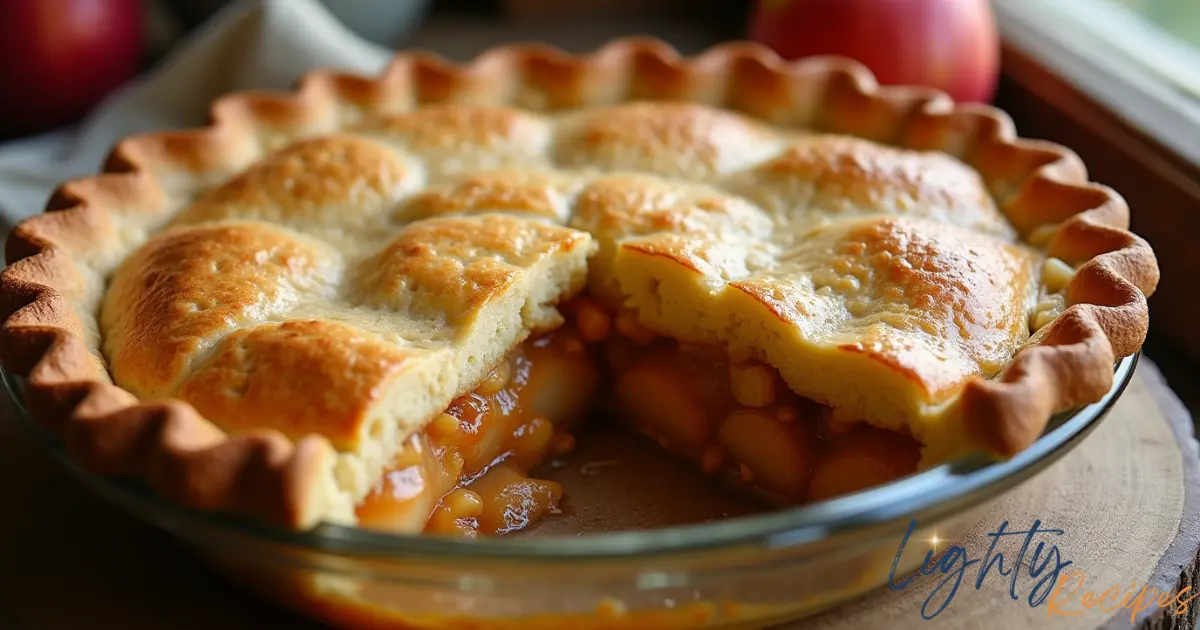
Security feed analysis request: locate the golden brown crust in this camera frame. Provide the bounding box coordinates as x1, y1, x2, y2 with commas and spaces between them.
357, 213, 591, 325
723, 135, 1014, 238
101, 221, 342, 399
400, 169, 580, 223
173, 135, 418, 229
733, 216, 1036, 394
0, 37, 1159, 529
177, 320, 434, 450
361, 105, 553, 176
555, 102, 783, 178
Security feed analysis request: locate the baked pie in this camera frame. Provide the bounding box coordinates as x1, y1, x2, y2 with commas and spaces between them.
0, 39, 1158, 537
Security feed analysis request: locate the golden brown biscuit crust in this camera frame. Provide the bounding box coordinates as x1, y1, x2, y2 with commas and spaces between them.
173, 134, 418, 228
0, 38, 1159, 528
177, 320, 432, 450
101, 221, 341, 400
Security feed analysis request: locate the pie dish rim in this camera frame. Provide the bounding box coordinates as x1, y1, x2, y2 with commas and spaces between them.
0, 37, 1160, 530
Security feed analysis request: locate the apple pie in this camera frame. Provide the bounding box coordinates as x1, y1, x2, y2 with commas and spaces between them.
0, 39, 1158, 536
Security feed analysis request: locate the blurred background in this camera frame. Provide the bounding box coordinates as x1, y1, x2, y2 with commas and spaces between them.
0, 0, 1198, 408
1, 0, 1195, 140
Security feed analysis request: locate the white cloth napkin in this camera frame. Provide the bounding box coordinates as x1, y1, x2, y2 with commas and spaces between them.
0, 0, 391, 245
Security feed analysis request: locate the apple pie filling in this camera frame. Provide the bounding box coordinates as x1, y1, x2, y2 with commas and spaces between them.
588, 298, 923, 507
358, 296, 923, 537
356, 325, 599, 536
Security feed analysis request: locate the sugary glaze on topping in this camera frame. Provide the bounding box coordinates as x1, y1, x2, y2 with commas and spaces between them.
95, 98, 1086, 529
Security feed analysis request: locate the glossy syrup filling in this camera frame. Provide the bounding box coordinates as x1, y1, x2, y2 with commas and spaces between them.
358, 297, 922, 537
356, 327, 599, 536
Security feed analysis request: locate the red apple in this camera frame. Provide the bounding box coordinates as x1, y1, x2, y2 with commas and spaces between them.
748, 0, 1000, 103
0, 0, 145, 138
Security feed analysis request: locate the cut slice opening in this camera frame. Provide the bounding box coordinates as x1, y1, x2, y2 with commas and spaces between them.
357, 295, 923, 537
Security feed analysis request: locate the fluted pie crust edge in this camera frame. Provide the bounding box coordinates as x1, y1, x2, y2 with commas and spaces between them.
0, 38, 1159, 529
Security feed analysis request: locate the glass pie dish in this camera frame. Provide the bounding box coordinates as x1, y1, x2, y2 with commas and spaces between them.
1, 353, 1137, 630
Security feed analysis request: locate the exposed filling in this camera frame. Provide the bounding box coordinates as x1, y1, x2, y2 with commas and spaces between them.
592, 298, 922, 507
357, 325, 599, 536
358, 297, 923, 537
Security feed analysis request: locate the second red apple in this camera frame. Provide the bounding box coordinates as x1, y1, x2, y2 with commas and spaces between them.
0, 0, 144, 138
748, 0, 1000, 103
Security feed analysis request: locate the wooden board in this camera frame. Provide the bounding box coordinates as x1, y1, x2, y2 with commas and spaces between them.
0, 360, 1194, 630
788, 360, 1200, 630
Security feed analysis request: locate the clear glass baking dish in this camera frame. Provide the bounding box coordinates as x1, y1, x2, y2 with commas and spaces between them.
1, 354, 1138, 629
